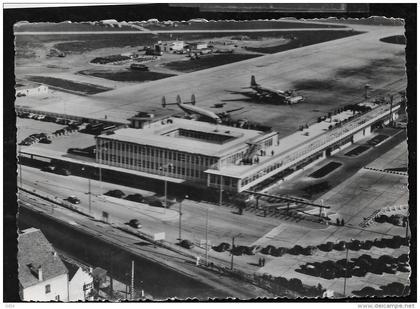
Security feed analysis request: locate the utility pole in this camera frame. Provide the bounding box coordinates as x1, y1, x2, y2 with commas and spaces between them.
219, 175, 223, 206
205, 207, 209, 266
230, 236, 235, 270
88, 178, 92, 215
178, 199, 182, 241
343, 244, 350, 296
131, 260, 134, 300
19, 151, 22, 188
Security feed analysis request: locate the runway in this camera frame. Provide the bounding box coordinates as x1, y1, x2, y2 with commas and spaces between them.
16, 23, 405, 137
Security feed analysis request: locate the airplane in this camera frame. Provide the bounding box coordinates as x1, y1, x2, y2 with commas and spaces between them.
247, 75, 304, 104
162, 95, 244, 124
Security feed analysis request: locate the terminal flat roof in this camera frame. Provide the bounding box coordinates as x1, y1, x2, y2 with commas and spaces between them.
98, 118, 271, 157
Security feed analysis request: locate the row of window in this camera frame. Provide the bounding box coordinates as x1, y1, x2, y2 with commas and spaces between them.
98, 139, 214, 166
208, 174, 238, 189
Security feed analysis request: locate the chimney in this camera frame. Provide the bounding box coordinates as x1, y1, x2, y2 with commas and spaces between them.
38, 267, 43, 282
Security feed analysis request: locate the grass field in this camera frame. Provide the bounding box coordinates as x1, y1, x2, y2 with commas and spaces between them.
244, 30, 362, 54
78, 69, 176, 82
380, 35, 406, 45
15, 30, 362, 56
27, 76, 112, 95
14, 22, 136, 32
144, 20, 346, 31
164, 53, 262, 72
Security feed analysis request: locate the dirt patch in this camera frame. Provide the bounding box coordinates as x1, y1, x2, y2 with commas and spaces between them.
164, 53, 262, 73
309, 162, 342, 178
78, 69, 176, 82
26, 76, 112, 95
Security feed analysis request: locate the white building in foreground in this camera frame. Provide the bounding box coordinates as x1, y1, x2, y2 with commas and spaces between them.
18, 228, 69, 301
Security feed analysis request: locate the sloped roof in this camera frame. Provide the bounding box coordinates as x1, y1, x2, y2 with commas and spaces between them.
18, 228, 68, 288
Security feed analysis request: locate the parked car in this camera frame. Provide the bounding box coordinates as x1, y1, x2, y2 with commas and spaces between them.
179, 239, 194, 249
125, 193, 144, 203
149, 200, 163, 208
128, 219, 142, 229
105, 189, 126, 198
67, 196, 80, 204
19, 140, 32, 146
41, 165, 56, 172
56, 168, 71, 176
39, 138, 52, 144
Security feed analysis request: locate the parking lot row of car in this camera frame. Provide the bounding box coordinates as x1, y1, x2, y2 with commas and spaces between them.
104, 189, 176, 208
18, 111, 88, 146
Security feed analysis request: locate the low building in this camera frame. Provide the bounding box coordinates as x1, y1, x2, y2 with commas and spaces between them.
18, 228, 69, 301
64, 261, 94, 301
16, 83, 48, 97
169, 40, 185, 51
96, 118, 277, 191
188, 42, 208, 50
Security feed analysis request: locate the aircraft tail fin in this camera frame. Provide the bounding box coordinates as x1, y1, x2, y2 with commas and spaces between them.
191, 94, 196, 105
162, 96, 166, 108
176, 94, 182, 105
251, 75, 257, 87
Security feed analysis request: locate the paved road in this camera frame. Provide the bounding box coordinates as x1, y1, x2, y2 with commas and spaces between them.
20, 164, 282, 247
18, 192, 274, 299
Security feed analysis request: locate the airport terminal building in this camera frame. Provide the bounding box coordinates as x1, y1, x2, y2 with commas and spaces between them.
96, 100, 401, 193
96, 118, 278, 191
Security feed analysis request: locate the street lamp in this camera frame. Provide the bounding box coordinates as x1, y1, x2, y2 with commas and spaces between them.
159, 163, 173, 209
205, 207, 210, 266
82, 167, 92, 215
219, 175, 223, 206
230, 233, 242, 270
176, 195, 188, 240
343, 238, 353, 297
18, 145, 22, 188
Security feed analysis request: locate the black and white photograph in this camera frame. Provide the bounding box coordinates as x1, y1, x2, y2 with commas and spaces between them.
3, 2, 416, 304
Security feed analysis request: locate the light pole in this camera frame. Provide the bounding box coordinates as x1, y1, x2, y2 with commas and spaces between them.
82, 167, 92, 215
343, 239, 352, 297
230, 233, 242, 270
219, 175, 223, 206
177, 195, 188, 240
18, 146, 22, 188
160, 163, 173, 209
230, 236, 235, 270
205, 207, 209, 266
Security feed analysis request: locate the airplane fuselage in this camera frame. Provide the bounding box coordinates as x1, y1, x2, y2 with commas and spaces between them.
178, 103, 222, 124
